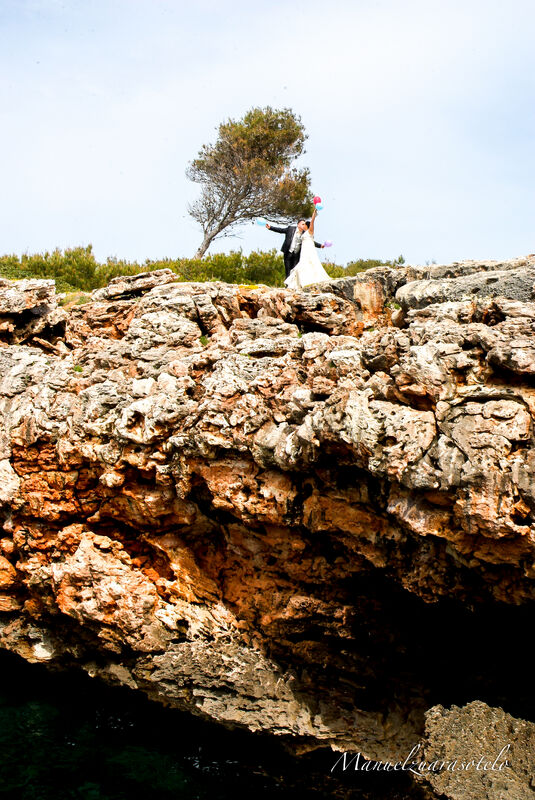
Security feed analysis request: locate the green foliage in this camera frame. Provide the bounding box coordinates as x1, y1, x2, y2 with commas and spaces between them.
0, 246, 405, 292
187, 106, 314, 256
345, 258, 386, 275
344, 255, 405, 276
323, 262, 347, 279
96, 255, 161, 287
239, 248, 285, 286
59, 291, 92, 307
0, 246, 99, 293
132, 249, 288, 287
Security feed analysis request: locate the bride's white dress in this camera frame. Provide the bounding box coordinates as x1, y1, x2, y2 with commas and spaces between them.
285, 231, 330, 289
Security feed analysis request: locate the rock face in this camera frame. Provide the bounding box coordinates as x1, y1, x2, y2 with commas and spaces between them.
421, 701, 535, 800
1, 257, 535, 799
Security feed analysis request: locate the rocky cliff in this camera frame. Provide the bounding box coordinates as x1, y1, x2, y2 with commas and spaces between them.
1, 257, 535, 799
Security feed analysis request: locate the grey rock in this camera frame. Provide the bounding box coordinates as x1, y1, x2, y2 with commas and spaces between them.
92, 269, 178, 301
396, 267, 535, 311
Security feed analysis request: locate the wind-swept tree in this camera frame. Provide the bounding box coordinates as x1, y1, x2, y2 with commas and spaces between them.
187, 107, 314, 258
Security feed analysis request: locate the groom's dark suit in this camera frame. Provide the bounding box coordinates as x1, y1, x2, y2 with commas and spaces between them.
268, 224, 323, 278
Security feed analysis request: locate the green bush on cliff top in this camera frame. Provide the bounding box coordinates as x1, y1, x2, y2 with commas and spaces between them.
0, 245, 404, 292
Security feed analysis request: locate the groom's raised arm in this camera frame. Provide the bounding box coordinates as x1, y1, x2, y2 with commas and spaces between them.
314, 240, 324, 249
266, 224, 287, 234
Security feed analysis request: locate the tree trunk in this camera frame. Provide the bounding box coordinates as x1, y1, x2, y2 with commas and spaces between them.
195, 229, 219, 259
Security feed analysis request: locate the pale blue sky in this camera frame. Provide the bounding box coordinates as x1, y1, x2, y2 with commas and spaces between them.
1, 0, 534, 266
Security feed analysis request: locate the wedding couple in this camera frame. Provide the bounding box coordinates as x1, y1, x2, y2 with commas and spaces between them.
265, 208, 330, 289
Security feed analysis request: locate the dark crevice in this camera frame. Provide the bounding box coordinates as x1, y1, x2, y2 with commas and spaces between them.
265, 568, 535, 725
237, 297, 260, 319
486, 360, 535, 387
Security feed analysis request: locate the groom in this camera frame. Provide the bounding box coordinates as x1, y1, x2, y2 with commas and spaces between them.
266, 219, 324, 279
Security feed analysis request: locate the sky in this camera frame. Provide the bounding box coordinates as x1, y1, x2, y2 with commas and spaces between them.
1, 0, 534, 267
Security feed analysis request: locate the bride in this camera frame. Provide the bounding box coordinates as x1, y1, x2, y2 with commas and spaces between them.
285, 208, 331, 289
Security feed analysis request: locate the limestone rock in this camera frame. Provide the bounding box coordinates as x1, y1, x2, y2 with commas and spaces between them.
0, 278, 66, 347
396, 266, 535, 311
0, 278, 57, 316
420, 701, 535, 800
0, 258, 534, 790
91, 268, 179, 301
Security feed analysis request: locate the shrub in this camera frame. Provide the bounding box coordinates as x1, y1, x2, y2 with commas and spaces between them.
0, 246, 405, 291
241, 249, 285, 286
0, 246, 98, 292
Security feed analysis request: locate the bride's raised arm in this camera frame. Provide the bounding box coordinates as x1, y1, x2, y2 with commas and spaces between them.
308, 208, 317, 237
